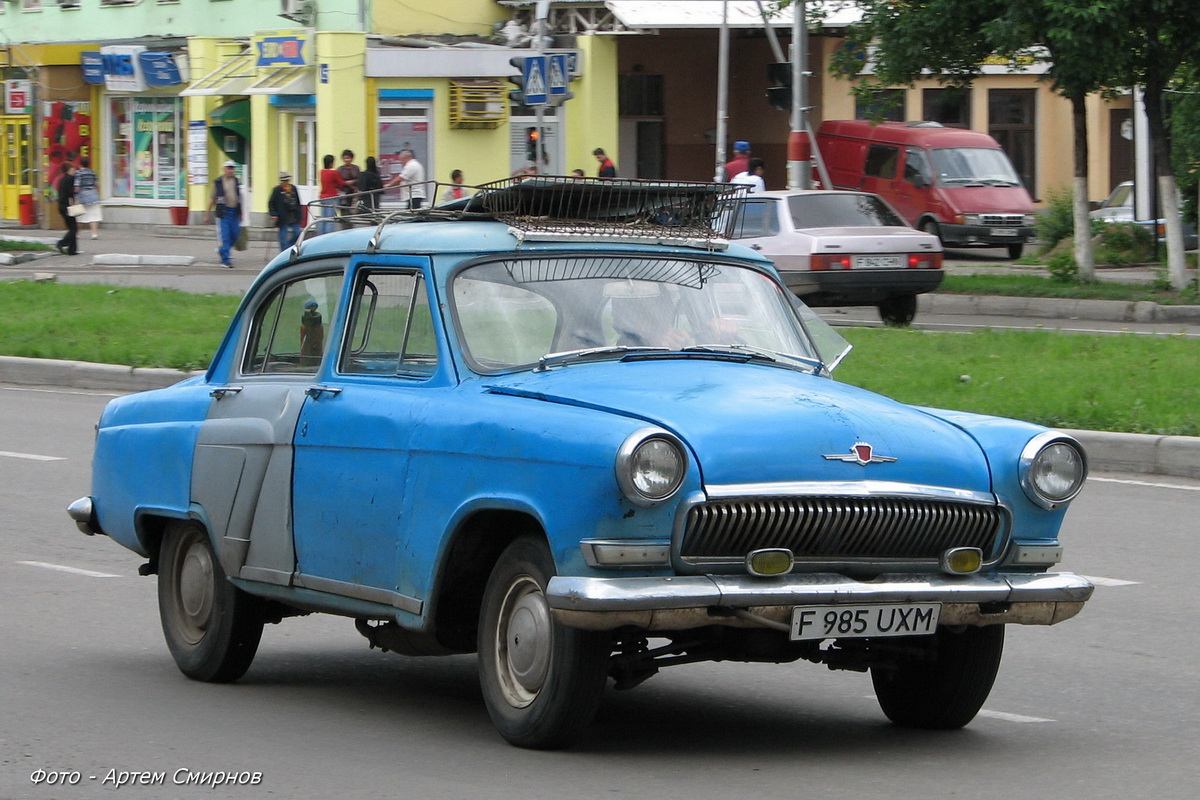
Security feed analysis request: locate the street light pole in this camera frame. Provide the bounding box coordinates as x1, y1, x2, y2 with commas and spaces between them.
787, 1, 811, 189
714, 0, 730, 181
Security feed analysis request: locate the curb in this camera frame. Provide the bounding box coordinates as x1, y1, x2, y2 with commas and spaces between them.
1, 355, 1196, 480
91, 254, 197, 267
922, 293, 1200, 323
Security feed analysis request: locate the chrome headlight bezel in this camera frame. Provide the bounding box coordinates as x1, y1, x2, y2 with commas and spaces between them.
1019, 432, 1088, 510
615, 428, 687, 507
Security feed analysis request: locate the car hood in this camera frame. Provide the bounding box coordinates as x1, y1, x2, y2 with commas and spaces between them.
485, 360, 992, 493
938, 185, 1034, 214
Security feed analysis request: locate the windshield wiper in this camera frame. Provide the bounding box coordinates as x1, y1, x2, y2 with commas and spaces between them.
682, 344, 824, 372
537, 345, 668, 371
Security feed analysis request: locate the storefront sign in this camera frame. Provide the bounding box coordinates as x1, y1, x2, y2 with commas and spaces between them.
4, 80, 32, 114
139, 53, 184, 87
253, 29, 312, 68
81, 46, 149, 92
188, 121, 209, 186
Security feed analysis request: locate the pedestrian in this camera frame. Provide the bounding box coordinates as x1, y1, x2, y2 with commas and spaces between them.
356, 156, 384, 213
55, 162, 79, 256
268, 171, 304, 251
731, 158, 767, 193
74, 156, 103, 240
383, 149, 427, 209
439, 169, 471, 204
317, 154, 342, 234
206, 160, 242, 267
593, 148, 617, 178
722, 141, 751, 183
571, 168, 586, 178
337, 149, 361, 226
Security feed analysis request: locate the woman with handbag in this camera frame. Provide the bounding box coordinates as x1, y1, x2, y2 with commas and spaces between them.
74, 156, 103, 240
56, 162, 81, 256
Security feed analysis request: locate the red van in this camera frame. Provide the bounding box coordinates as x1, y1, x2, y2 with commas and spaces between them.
816, 120, 1037, 259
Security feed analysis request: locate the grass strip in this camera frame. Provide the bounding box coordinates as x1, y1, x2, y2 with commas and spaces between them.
940, 272, 1198, 304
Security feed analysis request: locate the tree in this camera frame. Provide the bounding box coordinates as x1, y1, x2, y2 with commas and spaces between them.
827, 0, 1131, 281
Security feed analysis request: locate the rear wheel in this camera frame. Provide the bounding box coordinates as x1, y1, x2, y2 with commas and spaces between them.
1007, 243, 1024, 259
871, 624, 1004, 729
878, 294, 918, 327
158, 520, 264, 683
478, 536, 610, 749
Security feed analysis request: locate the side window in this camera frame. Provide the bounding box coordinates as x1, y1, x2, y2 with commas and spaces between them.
339, 270, 438, 377
864, 144, 900, 179
243, 273, 343, 375
732, 199, 781, 238
903, 148, 931, 186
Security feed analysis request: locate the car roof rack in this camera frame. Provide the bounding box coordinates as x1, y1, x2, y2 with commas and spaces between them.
285, 176, 749, 262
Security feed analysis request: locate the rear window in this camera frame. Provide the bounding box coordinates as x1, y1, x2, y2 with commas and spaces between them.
787, 193, 907, 229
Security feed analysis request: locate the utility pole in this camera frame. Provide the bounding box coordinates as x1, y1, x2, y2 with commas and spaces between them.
714, 0, 730, 181
787, 1, 811, 189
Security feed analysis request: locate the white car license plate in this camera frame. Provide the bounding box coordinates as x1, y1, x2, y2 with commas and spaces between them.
790, 603, 941, 640
989, 228, 1019, 237
853, 255, 904, 269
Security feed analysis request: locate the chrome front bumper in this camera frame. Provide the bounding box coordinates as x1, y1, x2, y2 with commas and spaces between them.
547, 571, 1093, 632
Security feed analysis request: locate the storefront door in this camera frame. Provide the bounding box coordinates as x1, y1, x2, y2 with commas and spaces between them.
292, 116, 318, 208
1, 116, 33, 221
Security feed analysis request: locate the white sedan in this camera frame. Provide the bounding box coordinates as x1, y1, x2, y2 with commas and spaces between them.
730, 190, 943, 325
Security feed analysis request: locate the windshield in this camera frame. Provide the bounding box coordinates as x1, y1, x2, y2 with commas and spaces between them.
451, 256, 823, 372
787, 193, 906, 228
930, 148, 1022, 186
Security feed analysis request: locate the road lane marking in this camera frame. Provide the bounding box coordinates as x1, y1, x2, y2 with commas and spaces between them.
0, 450, 65, 462
1081, 575, 1141, 587
0, 386, 121, 398
864, 697, 1054, 723
17, 561, 120, 578
1090, 476, 1200, 492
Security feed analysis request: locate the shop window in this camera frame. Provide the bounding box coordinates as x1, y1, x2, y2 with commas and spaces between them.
378, 104, 431, 205
923, 88, 971, 128
107, 96, 185, 201
855, 89, 905, 121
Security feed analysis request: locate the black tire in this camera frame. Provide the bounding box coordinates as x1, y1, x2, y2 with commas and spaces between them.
158, 520, 264, 683
918, 219, 942, 243
1007, 243, 1024, 260
871, 624, 1004, 730
878, 294, 918, 327
478, 536, 611, 749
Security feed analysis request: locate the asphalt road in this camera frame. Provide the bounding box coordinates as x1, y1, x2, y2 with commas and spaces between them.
2, 383, 1198, 799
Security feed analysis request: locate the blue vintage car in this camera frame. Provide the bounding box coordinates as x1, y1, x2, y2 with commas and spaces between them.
69, 178, 1091, 749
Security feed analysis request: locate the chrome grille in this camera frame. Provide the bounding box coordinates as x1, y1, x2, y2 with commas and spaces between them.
681, 496, 1005, 563
980, 214, 1024, 227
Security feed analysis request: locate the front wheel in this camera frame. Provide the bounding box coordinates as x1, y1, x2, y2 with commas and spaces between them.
871, 624, 1004, 729
158, 520, 264, 683
1007, 242, 1024, 260
478, 536, 611, 749
878, 294, 918, 327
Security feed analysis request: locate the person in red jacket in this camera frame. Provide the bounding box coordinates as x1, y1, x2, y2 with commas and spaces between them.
593, 148, 617, 178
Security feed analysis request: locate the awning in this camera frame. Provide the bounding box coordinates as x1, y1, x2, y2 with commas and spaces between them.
244, 65, 315, 95
207, 99, 251, 140
179, 53, 256, 97
604, 1, 862, 30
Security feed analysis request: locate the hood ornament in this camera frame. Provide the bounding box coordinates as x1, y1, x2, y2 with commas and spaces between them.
823, 442, 897, 466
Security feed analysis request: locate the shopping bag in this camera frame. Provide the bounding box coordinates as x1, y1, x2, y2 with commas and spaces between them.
234, 227, 249, 251
67, 204, 87, 217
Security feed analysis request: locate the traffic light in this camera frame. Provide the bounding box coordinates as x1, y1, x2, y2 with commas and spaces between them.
525, 126, 541, 162
509, 56, 528, 106
767, 62, 792, 111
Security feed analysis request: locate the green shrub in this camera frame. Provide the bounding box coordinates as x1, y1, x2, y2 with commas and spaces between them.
1093, 222, 1155, 266
1046, 251, 1078, 283
1035, 190, 1075, 252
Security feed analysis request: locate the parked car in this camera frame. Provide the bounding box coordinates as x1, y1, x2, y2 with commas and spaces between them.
817, 120, 1038, 260
69, 178, 1092, 750
1089, 180, 1199, 250
728, 189, 943, 326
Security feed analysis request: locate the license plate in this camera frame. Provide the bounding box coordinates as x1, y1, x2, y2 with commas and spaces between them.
790, 603, 941, 640
989, 228, 1019, 237
853, 255, 904, 269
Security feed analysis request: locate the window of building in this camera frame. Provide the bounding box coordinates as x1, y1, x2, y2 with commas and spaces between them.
377, 103, 431, 205
107, 96, 184, 200
988, 89, 1037, 195
923, 88, 971, 128
619, 73, 664, 117
855, 89, 905, 121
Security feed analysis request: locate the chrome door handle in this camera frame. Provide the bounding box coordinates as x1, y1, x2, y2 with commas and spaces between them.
209, 386, 243, 399
305, 386, 343, 399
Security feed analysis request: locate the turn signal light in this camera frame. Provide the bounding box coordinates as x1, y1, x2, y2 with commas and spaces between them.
746, 548, 794, 576
940, 547, 983, 575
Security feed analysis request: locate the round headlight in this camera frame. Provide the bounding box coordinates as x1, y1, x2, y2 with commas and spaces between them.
616, 430, 687, 506
1020, 434, 1087, 509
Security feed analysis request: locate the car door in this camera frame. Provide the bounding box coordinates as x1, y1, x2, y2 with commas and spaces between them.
192, 263, 345, 585
289, 259, 446, 618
